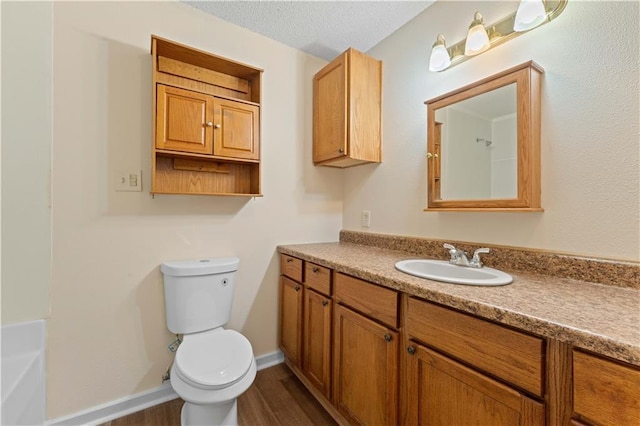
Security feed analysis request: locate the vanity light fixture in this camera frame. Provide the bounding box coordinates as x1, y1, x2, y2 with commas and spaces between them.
428, 0, 567, 72
464, 12, 490, 56
514, 0, 548, 31
428, 34, 451, 72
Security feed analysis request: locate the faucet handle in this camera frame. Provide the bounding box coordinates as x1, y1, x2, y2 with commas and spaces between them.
471, 248, 490, 267
443, 243, 456, 251
443, 243, 459, 263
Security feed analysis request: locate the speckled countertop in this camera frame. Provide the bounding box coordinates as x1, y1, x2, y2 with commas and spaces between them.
278, 241, 640, 367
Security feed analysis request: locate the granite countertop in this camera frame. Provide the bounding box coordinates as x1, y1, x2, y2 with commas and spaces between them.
278, 241, 640, 367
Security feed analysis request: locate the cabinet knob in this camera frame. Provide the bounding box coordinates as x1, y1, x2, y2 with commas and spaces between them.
427, 152, 433, 159
206, 121, 214, 127
338, 148, 344, 153
294, 285, 301, 292
312, 267, 320, 273
322, 300, 328, 307
407, 346, 416, 355
384, 334, 392, 342
214, 124, 221, 129
286, 258, 293, 263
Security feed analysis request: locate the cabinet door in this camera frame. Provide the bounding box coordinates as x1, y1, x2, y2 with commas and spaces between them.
213, 98, 260, 160
433, 122, 442, 200
313, 52, 347, 163
303, 289, 332, 398
156, 85, 214, 154
405, 344, 544, 426
279, 276, 303, 367
572, 350, 640, 426
334, 304, 398, 425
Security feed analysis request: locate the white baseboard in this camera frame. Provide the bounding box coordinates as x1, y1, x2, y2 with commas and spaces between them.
256, 350, 284, 371
45, 350, 284, 425
46, 383, 178, 426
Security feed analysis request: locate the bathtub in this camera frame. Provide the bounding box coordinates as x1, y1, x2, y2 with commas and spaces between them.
1, 320, 46, 425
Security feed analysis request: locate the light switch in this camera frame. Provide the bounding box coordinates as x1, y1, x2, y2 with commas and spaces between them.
116, 170, 142, 192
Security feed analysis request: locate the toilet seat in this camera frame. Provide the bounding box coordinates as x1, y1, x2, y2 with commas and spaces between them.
175, 329, 253, 390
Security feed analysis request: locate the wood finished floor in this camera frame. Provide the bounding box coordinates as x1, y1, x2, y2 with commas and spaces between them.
101, 363, 336, 426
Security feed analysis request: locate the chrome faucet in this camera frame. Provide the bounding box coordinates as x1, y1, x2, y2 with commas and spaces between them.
443, 243, 490, 268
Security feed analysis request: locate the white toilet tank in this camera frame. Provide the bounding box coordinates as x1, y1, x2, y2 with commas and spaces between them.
161, 257, 239, 334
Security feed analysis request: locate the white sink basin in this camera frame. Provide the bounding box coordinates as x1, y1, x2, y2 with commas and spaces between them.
395, 259, 513, 286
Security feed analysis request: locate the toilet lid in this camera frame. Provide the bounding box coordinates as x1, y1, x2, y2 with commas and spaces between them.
175, 330, 253, 389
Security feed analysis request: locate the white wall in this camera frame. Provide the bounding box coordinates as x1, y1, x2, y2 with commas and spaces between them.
1, 1, 52, 324
441, 108, 492, 199
345, 0, 640, 261
491, 114, 517, 198
43, 1, 340, 419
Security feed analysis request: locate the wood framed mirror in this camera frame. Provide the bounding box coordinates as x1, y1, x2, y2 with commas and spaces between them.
425, 61, 543, 211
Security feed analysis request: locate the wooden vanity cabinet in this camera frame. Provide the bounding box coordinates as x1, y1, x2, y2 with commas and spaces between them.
279, 252, 640, 426
151, 35, 262, 196
302, 262, 333, 398
303, 288, 332, 398
405, 344, 544, 425
404, 298, 545, 425
279, 275, 303, 367
333, 273, 399, 425
313, 48, 382, 168
279, 255, 333, 399
572, 349, 640, 425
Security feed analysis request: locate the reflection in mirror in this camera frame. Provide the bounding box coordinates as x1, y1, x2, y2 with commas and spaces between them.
435, 84, 517, 200
425, 61, 543, 211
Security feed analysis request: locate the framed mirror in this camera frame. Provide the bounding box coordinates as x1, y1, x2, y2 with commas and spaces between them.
425, 61, 543, 211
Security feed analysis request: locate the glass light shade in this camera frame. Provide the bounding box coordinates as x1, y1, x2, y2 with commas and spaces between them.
514, 0, 548, 32
429, 35, 451, 72
464, 21, 490, 56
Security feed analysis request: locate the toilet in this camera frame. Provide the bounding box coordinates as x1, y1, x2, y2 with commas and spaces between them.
161, 257, 256, 426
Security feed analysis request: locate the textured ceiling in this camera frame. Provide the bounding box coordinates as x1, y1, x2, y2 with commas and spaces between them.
184, 1, 435, 60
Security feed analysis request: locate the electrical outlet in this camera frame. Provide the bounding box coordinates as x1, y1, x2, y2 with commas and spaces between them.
115, 170, 142, 192
361, 210, 371, 228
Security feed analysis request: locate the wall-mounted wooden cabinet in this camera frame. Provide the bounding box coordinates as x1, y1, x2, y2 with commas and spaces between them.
313, 48, 382, 168
151, 36, 262, 196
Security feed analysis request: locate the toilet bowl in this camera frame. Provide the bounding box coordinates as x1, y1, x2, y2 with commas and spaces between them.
170, 329, 257, 425
161, 257, 256, 425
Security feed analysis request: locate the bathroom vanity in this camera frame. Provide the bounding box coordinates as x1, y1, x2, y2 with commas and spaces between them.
277, 231, 640, 426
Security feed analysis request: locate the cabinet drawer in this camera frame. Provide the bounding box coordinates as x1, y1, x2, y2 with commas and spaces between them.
280, 254, 303, 282
406, 298, 544, 396
335, 273, 398, 328
573, 350, 640, 426
305, 262, 331, 296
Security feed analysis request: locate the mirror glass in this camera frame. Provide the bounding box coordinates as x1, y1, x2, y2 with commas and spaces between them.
434, 83, 517, 200
425, 61, 543, 211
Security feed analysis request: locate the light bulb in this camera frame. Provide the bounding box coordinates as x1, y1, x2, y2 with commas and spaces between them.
429, 34, 451, 72
514, 0, 547, 32
464, 12, 490, 56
